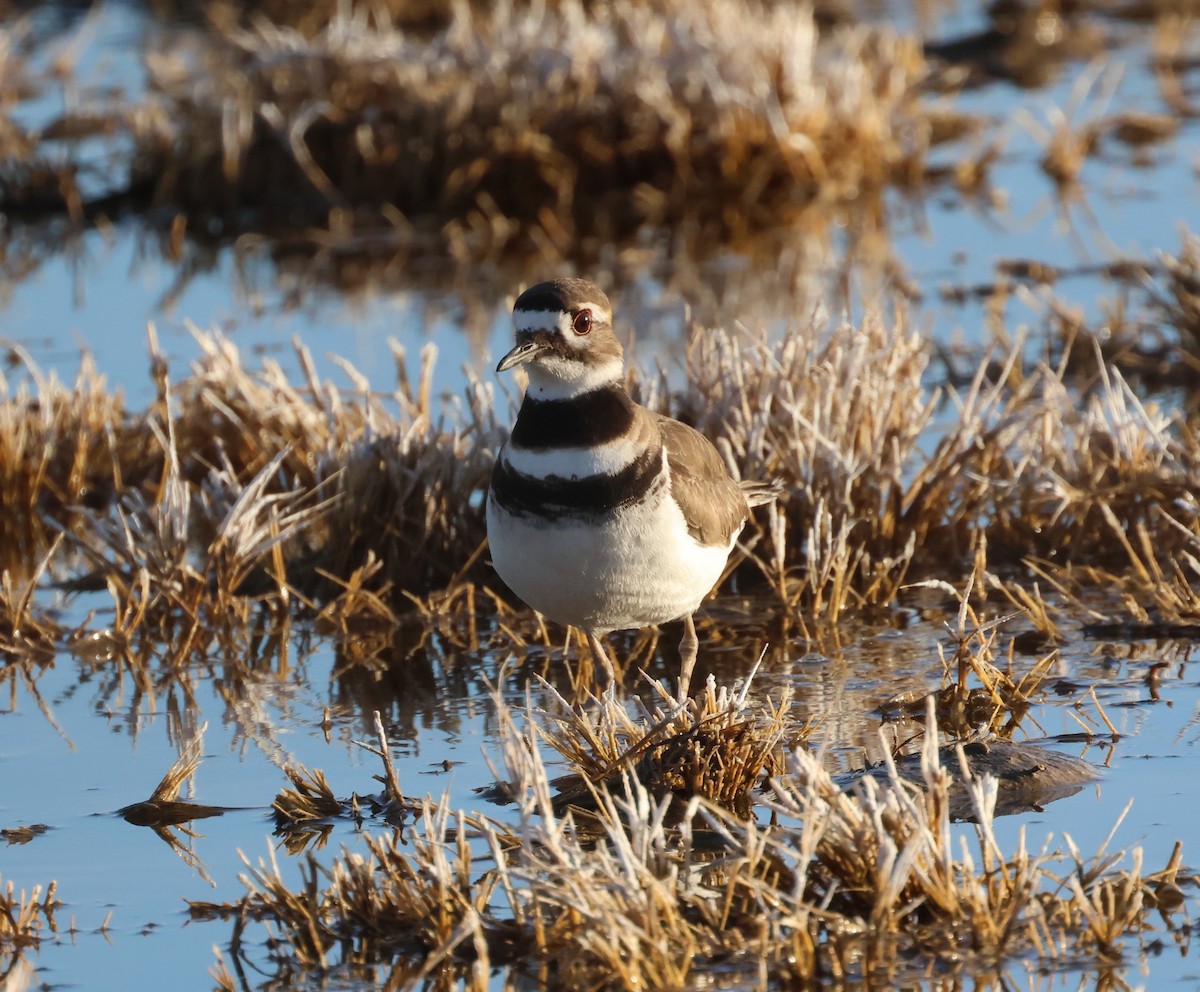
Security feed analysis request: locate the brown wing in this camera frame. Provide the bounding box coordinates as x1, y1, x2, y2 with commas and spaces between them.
657, 416, 750, 547
740, 478, 785, 507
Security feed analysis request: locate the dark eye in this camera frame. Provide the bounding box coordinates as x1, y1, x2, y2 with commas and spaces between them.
571, 310, 592, 335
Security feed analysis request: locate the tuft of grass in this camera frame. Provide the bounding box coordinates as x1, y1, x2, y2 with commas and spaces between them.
272, 710, 427, 851
116, 726, 225, 883
671, 300, 1200, 628
0, 350, 154, 574
1154, 232, 1200, 351
1, 267, 1199, 675
0, 538, 61, 661
521, 667, 800, 819
118, 725, 222, 827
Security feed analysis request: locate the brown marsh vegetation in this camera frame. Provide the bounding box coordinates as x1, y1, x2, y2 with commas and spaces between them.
190, 679, 1185, 990
0, 297, 1180, 697
3, 247, 1199, 645
2, 0, 1200, 988
2, 258, 1198, 983
1, 0, 942, 307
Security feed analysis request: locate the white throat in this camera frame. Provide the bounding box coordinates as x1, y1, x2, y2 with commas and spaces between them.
525, 355, 624, 401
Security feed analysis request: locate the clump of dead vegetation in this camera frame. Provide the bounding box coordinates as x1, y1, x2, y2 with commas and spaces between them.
521, 667, 802, 820
0, 540, 60, 661
265, 673, 800, 858
1155, 231, 1200, 352
666, 260, 1200, 628
272, 711, 420, 852
2, 0, 938, 262
477, 662, 806, 825
189, 597, 1123, 985
0, 329, 503, 675
940, 231, 1200, 394
0, 353, 155, 575
193, 681, 1185, 989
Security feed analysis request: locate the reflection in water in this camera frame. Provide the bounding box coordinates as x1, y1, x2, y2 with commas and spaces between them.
842, 737, 1099, 819
116, 727, 221, 884
925, 0, 1105, 89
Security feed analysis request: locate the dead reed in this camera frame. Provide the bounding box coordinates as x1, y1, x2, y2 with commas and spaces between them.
0, 539, 60, 661
273, 711, 420, 852
940, 232, 1200, 394
1155, 231, 1200, 351
118, 726, 223, 828
0, 352, 155, 575
661, 311, 1198, 634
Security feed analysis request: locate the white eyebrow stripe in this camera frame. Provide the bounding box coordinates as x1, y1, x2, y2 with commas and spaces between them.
513, 304, 610, 334
513, 310, 567, 333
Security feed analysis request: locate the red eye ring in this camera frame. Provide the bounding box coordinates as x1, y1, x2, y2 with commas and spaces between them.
571, 309, 593, 335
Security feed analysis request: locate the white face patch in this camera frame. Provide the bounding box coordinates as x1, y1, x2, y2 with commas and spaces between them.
502, 434, 643, 480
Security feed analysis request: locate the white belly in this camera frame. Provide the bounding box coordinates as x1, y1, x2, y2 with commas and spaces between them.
486, 487, 737, 633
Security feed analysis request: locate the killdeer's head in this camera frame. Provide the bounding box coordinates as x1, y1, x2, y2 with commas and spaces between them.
497, 278, 624, 400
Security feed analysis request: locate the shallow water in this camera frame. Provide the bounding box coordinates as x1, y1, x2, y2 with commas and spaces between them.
5, 599, 1200, 989
3, 1, 1200, 989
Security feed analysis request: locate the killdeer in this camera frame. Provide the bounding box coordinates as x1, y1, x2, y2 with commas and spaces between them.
486, 278, 780, 694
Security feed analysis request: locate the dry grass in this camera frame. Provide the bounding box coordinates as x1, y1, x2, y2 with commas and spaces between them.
898, 542, 1055, 736
0, 328, 504, 691
666, 286, 1200, 628
193, 0, 867, 36
271, 710, 431, 852
522, 667, 802, 819
117, 726, 224, 828
0, 539, 60, 661
938, 233, 1200, 395
207, 0, 494, 34
0, 352, 155, 575
1014, 63, 1118, 191
0, 275, 1197, 661
192, 686, 1182, 989
0, 6, 1195, 988
1155, 231, 1200, 351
